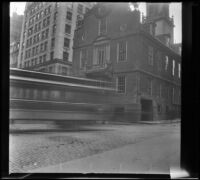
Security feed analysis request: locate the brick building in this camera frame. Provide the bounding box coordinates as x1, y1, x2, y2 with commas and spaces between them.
18, 2, 93, 75
72, 3, 181, 121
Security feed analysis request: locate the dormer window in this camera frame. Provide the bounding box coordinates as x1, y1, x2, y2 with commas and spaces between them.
81, 32, 85, 41
120, 24, 127, 32
148, 46, 154, 65
149, 24, 153, 35
98, 18, 107, 36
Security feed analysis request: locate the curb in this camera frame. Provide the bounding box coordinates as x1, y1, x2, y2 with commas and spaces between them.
9, 120, 181, 133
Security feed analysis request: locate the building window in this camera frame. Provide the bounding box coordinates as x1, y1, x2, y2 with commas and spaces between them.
28, 27, 33, 36
76, 15, 83, 28
117, 41, 127, 62
39, 56, 42, 63
167, 86, 170, 100
172, 87, 175, 103
34, 24, 38, 33
44, 8, 48, 16
51, 38, 55, 48
40, 10, 44, 18
97, 47, 105, 65
45, 28, 49, 39
149, 24, 153, 35
65, 24, 71, 34
41, 31, 45, 40
30, 37, 32, 46
172, 60, 175, 76
120, 24, 127, 32
38, 21, 42, 31
159, 84, 162, 97
40, 43, 44, 52
77, 4, 83, 14
43, 18, 47, 28
50, 51, 54, 60
67, 3, 72, 9
29, 49, 31, 58
66, 11, 72, 21
43, 54, 46, 62
63, 51, 69, 61
165, 56, 169, 71
80, 49, 87, 69
32, 47, 36, 57
31, 59, 34, 66
36, 33, 40, 42
61, 66, 68, 75
117, 76, 126, 93
36, 13, 40, 21
44, 41, 48, 51
178, 63, 181, 78
55, 2, 59, 8
47, 5, 51, 14
52, 24, 56, 35
38, 33, 41, 41
147, 79, 153, 96
166, 37, 170, 47
99, 18, 107, 35
157, 104, 162, 113
47, 16, 50, 26
93, 44, 110, 65
148, 46, 153, 65
156, 51, 162, 71
33, 36, 36, 44
54, 12, 58, 22
35, 45, 39, 55
20, 53, 23, 60
85, 7, 90, 13
26, 40, 29, 48
64, 38, 70, 48
49, 66, 53, 73
26, 50, 28, 58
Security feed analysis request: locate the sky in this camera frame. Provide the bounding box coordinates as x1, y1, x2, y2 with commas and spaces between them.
10, 2, 182, 43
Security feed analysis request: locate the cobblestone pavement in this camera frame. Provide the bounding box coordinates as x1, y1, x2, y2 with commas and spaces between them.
9, 123, 180, 173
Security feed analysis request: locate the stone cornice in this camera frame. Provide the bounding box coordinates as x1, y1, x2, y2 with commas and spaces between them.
113, 69, 181, 87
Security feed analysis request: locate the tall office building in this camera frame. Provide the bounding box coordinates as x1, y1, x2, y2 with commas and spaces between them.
10, 12, 23, 68
10, 12, 24, 43
10, 41, 20, 68
18, 2, 93, 75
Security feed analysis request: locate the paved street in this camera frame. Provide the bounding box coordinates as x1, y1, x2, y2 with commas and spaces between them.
9, 122, 180, 174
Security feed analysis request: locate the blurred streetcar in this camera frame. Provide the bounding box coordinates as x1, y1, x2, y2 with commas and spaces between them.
10, 68, 125, 126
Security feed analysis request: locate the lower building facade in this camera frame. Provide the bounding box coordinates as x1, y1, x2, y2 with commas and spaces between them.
72, 3, 181, 121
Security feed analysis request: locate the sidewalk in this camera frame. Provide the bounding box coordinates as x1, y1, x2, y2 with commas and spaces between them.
28, 131, 180, 174
108, 119, 181, 125
9, 123, 58, 132
136, 119, 181, 124
9, 119, 181, 133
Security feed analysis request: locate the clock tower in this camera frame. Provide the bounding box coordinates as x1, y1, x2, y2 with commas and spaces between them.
145, 3, 174, 46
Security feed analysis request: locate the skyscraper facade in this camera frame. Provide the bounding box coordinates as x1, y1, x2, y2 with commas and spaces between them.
10, 12, 24, 68
10, 12, 24, 43
18, 2, 93, 75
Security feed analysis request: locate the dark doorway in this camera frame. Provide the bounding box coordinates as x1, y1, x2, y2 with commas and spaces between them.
141, 99, 153, 121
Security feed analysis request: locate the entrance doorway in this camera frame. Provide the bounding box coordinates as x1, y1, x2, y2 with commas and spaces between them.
141, 99, 153, 121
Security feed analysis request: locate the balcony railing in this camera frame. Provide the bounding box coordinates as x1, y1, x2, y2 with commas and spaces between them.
85, 61, 112, 73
